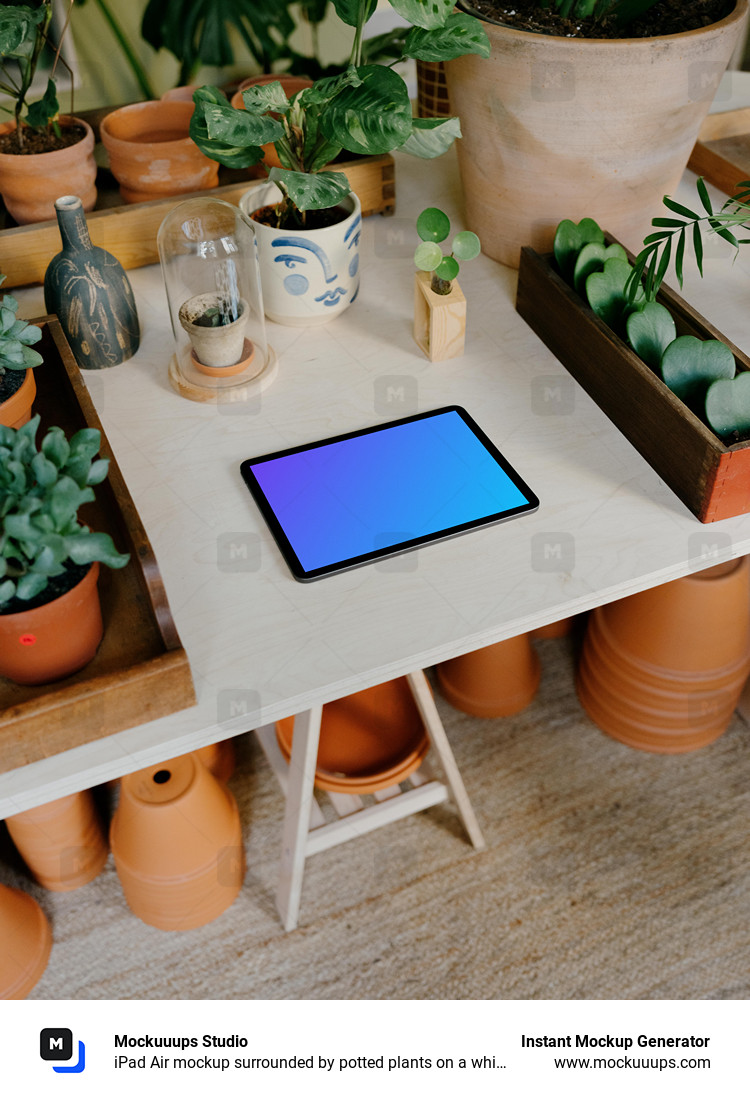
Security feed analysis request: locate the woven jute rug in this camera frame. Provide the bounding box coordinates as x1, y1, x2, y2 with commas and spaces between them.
3, 635, 749, 1000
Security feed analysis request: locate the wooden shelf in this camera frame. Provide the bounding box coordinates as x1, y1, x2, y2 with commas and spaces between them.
0, 318, 197, 774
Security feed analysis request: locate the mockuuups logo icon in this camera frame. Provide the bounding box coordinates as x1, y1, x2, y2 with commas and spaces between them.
40, 1028, 86, 1074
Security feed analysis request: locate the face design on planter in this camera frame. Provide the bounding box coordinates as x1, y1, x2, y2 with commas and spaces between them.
271, 213, 361, 308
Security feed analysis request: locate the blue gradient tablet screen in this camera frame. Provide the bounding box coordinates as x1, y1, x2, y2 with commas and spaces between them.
241, 406, 538, 580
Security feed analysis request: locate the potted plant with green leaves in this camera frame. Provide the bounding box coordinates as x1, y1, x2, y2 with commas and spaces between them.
0, 0, 97, 224
0, 276, 43, 428
188, 0, 490, 325
442, 0, 748, 268
413, 206, 481, 360
0, 414, 130, 685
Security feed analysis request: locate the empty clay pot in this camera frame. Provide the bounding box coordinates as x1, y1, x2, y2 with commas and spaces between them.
531, 616, 576, 640
195, 740, 236, 784
577, 558, 750, 752
435, 633, 541, 717
100, 101, 219, 203
5, 790, 108, 891
0, 369, 36, 429
275, 677, 430, 794
0, 117, 97, 224
0, 883, 52, 998
0, 562, 102, 685
110, 753, 244, 930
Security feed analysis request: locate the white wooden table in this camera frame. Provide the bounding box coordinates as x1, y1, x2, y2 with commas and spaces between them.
4, 105, 750, 925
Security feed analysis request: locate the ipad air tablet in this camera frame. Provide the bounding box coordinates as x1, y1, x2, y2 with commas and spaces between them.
240, 405, 539, 582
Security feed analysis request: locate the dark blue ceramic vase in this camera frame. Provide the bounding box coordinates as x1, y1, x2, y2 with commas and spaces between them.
44, 195, 140, 369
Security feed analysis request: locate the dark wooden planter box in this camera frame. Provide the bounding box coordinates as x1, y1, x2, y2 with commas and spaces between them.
516, 245, 750, 523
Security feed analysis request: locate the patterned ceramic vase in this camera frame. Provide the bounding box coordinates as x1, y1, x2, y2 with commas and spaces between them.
44, 196, 140, 369
239, 181, 361, 326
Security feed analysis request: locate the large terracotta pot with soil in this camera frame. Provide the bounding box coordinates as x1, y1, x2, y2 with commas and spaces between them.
435, 632, 541, 717
0, 369, 36, 429
444, 0, 749, 268
110, 752, 244, 930
100, 101, 219, 203
576, 558, 750, 752
0, 562, 102, 685
239, 180, 361, 326
0, 117, 97, 225
5, 789, 108, 891
0, 883, 52, 999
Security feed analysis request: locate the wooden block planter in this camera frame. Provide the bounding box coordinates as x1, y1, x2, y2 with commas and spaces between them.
0, 317, 196, 774
0, 105, 396, 289
516, 245, 750, 523
688, 107, 750, 198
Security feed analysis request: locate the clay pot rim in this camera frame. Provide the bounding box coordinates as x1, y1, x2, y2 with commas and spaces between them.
457, 0, 748, 46
190, 338, 255, 377
240, 181, 359, 235
0, 560, 99, 625
100, 101, 195, 149
0, 117, 94, 161
0, 367, 36, 428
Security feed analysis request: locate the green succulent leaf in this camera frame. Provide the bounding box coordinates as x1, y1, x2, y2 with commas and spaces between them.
403, 13, 491, 61
625, 302, 677, 370
399, 116, 461, 159
452, 231, 481, 262
319, 64, 413, 156
267, 167, 351, 211
64, 531, 130, 570
68, 428, 102, 462
417, 207, 450, 243
48, 477, 93, 529
660, 335, 736, 409
572, 241, 627, 295
15, 571, 47, 602
553, 218, 605, 285
31, 452, 58, 489
705, 373, 750, 437
414, 241, 442, 271
85, 459, 110, 486
41, 428, 70, 469
389, 0, 455, 30
585, 258, 645, 333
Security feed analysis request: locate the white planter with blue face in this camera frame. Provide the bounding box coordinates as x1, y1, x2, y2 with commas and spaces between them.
239, 181, 361, 327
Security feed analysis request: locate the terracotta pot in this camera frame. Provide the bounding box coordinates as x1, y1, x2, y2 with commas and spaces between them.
0, 369, 36, 428
100, 101, 219, 203
0, 117, 97, 225
161, 85, 200, 103
239, 181, 361, 326
275, 677, 430, 794
110, 752, 244, 930
195, 740, 236, 784
0, 562, 102, 685
231, 75, 313, 169
6, 790, 108, 891
531, 616, 576, 640
435, 633, 541, 717
576, 558, 750, 752
0, 883, 52, 999
444, 1, 749, 267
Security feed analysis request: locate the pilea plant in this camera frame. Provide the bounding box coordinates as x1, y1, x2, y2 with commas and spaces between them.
553, 214, 746, 440
0, 415, 129, 610
190, 1, 490, 229
0, 276, 43, 378
414, 207, 481, 294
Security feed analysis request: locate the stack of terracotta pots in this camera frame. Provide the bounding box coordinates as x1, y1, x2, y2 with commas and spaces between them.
577, 559, 750, 753
276, 677, 430, 794
5, 790, 108, 891
110, 752, 244, 930
0, 883, 52, 998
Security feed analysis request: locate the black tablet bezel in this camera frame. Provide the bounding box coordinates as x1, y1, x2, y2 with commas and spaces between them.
240, 405, 539, 582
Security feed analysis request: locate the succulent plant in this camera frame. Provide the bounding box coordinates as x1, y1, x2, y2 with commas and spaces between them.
0, 414, 130, 610
0, 275, 43, 377
414, 207, 481, 294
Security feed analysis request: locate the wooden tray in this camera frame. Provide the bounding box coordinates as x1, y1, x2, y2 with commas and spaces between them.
516, 245, 750, 524
0, 318, 196, 774
688, 107, 750, 196
0, 105, 396, 289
